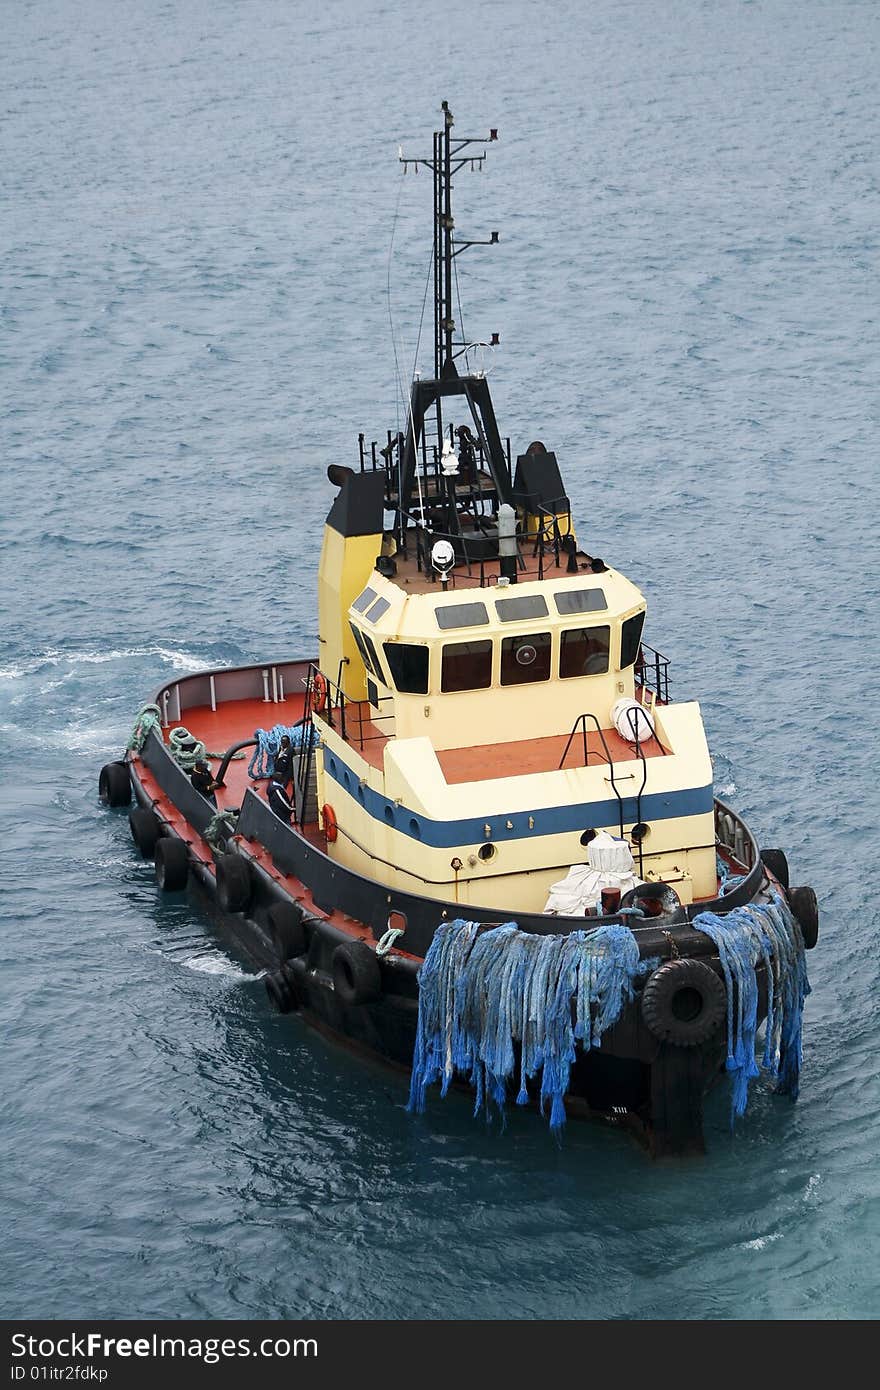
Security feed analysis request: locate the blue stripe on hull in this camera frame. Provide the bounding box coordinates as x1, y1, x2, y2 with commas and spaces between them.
323, 751, 713, 849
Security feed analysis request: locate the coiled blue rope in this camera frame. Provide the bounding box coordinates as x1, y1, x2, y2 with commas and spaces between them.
247, 721, 320, 779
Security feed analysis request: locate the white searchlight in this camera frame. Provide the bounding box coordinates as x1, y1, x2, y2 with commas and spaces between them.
431, 538, 455, 586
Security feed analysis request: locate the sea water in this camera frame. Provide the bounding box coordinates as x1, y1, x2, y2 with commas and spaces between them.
2, 0, 878, 1319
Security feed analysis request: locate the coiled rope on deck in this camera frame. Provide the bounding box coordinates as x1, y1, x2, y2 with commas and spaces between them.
247, 721, 320, 779
167, 725, 208, 771
127, 703, 161, 754
203, 809, 239, 852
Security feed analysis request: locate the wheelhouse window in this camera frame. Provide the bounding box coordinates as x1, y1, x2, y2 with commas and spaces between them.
383, 642, 429, 695
620, 611, 646, 669
495, 594, 549, 623
361, 630, 384, 681
500, 632, 551, 686
349, 622, 377, 677
441, 640, 493, 692
365, 596, 390, 624
352, 586, 378, 614
554, 588, 608, 615
435, 601, 489, 630
559, 626, 611, 678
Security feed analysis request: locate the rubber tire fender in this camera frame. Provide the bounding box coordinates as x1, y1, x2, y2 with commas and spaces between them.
265, 969, 296, 1014
788, 885, 819, 949
99, 761, 131, 807
641, 959, 726, 1046
332, 940, 381, 1007
154, 836, 189, 892
268, 901, 307, 962
216, 853, 251, 914
760, 848, 790, 891
129, 806, 162, 858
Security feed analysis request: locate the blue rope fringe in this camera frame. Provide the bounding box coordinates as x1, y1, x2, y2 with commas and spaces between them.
691, 890, 810, 1121
408, 889, 809, 1132
408, 920, 655, 1131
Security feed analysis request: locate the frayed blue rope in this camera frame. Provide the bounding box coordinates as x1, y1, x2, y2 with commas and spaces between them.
691, 889, 810, 1123
247, 721, 320, 779
407, 894, 810, 1136
408, 920, 645, 1131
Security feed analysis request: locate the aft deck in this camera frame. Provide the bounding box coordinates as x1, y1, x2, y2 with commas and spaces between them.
171, 688, 666, 807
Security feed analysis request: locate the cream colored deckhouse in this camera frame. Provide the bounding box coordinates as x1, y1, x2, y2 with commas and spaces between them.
312, 457, 717, 916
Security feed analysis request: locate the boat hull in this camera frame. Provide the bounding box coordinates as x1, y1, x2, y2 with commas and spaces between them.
102, 658, 802, 1156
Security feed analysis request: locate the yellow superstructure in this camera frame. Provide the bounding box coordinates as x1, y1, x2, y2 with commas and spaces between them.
313, 500, 718, 915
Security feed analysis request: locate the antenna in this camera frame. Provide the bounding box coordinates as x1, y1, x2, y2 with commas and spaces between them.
400, 101, 499, 379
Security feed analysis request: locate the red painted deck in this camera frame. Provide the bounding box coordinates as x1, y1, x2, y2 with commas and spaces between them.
130, 691, 730, 945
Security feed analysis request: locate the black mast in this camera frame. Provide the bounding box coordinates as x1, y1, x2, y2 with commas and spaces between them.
398, 102, 510, 541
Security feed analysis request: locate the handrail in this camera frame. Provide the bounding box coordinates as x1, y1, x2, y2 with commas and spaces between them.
621, 705, 650, 877
558, 712, 626, 839
636, 642, 671, 704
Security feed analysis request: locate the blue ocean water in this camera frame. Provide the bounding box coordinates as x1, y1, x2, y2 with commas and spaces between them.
2, 0, 879, 1320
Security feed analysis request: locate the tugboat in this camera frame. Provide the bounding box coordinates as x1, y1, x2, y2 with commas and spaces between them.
99, 104, 818, 1156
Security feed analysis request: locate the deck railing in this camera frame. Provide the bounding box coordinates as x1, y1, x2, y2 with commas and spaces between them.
635, 643, 671, 704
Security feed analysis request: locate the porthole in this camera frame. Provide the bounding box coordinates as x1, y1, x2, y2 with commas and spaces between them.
357, 783, 366, 803
343, 770, 352, 790
580, 828, 597, 847
478, 842, 496, 862
409, 817, 422, 839
384, 805, 395, 826
631, 823, 650, 842
329, 756, 337, 775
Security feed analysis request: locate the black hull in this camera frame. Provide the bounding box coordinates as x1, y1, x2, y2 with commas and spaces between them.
125, 754, 771, 1158
100, 658, 807, 1158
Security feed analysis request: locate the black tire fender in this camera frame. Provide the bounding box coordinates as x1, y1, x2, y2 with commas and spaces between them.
268, 901, 307, 962
129, 806, 161, 858
216, 853, 251, 913
154, 836, 189, 892
641, 959, 726, 1046
788, 885, 819, 949
760, 848, 790, 891
332, 940, 381, 1007
265, 969, 296, 1014
99, 761, 131, 807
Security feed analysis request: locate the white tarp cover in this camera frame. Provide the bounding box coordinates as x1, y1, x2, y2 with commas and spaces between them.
542, 830, 643, 916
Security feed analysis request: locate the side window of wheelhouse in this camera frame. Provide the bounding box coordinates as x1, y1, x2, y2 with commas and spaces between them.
383, 642, 429, 695
360, 629, 385, 683
559, 626, 611, 678
620, 611, 646, 669
441, 640, 493, 692
349, 622, 377, 678
500, 632, 551, 685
